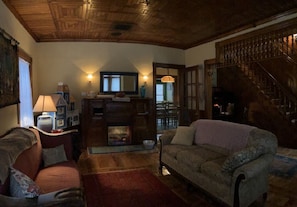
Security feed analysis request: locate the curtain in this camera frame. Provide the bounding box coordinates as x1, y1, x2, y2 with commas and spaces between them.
19, 58, 34, 127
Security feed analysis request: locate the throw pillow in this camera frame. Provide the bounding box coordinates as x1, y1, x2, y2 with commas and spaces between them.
221, 145, 265, 173
42, 144, 68, 167
171, 126, 195, 146
10, 166, 40, 198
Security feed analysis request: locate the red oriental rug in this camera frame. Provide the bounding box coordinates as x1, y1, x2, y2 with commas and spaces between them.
82, 169, 189, 207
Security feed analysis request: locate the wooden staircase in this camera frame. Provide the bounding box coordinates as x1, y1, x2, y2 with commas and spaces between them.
215, 20, 297, 146
216, 27, 297, 125
239, 61, 297, 124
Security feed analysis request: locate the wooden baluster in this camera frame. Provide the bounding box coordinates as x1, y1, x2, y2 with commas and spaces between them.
242, 41, 245, 63
257, 36, 261, 60
289, 33, 292, 56
233, 42, 238, 64
254, 37, 257, 60
222, 45, 224, 65
258, 35, 262, 60
228, 44, 231, 64
223, 45, 225, 65
268, 33, 272, 58
279, 32, 284, 56
238, 41, 241, 63
229, 43, 232, 64
276, 32, 281, 56
225, 44, 229, 65
272, 32, 277, 57
264, 35, 268, 59
231, 43, 235, 64
237, 41, 241, 64
253, 37, 257, 61
247, 39, 251, 63
270, 32, 274, 57
249, 39, 252, 61
285, 36, 289, 56
263, 35, 267, 59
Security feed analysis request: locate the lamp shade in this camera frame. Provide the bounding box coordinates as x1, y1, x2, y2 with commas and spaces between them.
161, 75, 175, 83
33, 95, 57, 112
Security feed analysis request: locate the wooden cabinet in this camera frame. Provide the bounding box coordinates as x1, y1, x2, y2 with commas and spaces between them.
81, 98, 155, 147
81, 99, 106, 147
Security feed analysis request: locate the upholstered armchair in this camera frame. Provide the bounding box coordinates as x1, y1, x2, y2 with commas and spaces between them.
0, 126, 84, 207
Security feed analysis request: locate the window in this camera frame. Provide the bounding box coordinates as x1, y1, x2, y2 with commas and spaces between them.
19, 57, 34, 127
156, 84, 164, 102
156, 82, 174, 102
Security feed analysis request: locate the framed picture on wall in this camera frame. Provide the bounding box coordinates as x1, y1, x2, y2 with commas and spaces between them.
0, 33, 19, 108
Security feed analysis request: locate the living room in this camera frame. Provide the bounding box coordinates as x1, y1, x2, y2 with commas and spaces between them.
1, 1, 297, 135
1, 1, 297, 206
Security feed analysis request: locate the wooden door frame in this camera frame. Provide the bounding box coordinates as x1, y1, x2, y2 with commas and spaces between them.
204, 58, 217, 119
183, 65, 200, 125
153, 62, 185, 130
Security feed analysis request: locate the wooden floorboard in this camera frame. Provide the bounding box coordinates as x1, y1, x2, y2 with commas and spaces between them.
77, 146, 297, 207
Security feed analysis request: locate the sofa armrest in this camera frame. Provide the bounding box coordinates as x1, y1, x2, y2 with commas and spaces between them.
231, 153, 274, 207
159, 129, 176, 146
30, 126, 79, 161
0, 188, 84, 207
233, 153, 274, 181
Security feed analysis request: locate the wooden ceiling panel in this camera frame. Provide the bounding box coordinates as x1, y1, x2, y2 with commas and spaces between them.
3, 0, 297, 49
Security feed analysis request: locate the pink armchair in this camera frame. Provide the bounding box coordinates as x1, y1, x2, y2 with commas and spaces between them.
0, 126, 84, 207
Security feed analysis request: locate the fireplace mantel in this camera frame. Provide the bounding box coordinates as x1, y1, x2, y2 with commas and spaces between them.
81, 97, 155, 147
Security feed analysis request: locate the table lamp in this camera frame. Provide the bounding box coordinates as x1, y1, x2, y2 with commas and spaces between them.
33, 95, 57, 132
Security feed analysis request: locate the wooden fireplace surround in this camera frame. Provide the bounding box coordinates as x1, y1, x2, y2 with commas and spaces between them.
81, 97, 155, 147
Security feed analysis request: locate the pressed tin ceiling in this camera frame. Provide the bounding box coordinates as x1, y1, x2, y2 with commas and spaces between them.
3, 0, 297, 49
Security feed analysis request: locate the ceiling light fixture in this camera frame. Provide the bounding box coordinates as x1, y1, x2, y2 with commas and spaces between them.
161, 68, 175, 83
161, 75, 175, 83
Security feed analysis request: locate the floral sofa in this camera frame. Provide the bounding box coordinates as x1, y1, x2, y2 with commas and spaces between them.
159, 119, 277, 207
0, 126, 84, 207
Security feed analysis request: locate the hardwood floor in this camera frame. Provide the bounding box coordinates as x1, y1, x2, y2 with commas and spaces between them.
77, 145, 297, 207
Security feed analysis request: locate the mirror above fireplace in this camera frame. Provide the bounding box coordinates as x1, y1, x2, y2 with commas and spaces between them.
100, 71, 139, 95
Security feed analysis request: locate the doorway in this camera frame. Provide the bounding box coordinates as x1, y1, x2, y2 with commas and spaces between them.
153, 63, 184, 134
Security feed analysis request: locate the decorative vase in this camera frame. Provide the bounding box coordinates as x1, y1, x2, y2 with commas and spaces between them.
140, 85, 146, 98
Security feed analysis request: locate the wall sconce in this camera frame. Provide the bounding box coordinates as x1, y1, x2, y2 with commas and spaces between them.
87, 74, 93, 83
143, 75, 148, 83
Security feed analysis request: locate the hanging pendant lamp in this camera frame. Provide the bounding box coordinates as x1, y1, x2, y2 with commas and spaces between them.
161, 75, 175, 83
161, 68, 175, 83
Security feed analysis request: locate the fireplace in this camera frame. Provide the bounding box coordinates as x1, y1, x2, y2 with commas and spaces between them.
108, 125, 132, 145
81, 98, 154, 147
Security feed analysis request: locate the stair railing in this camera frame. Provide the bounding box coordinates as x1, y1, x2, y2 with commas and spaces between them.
239, 60, 297, 123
